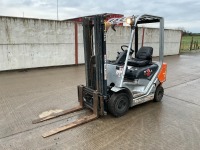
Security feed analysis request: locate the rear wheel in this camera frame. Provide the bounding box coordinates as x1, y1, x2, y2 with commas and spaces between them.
108, 92, 130, 117
154, 85, 164, 102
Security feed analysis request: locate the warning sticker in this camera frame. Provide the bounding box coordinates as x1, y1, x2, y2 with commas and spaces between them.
116, 66, 123, 77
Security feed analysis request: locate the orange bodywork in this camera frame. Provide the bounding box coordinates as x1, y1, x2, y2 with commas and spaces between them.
158, 63, 167, 83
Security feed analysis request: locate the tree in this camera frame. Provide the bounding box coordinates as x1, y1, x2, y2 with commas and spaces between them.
176, 27, 192, 35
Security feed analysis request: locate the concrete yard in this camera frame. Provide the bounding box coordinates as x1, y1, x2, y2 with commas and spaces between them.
0, 52, 200, 150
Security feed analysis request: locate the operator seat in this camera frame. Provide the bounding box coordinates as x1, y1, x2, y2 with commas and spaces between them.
128, 47, 153, 67
125, 46, 158, 80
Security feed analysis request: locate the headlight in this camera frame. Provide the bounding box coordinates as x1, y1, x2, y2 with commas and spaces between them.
105, 21, 111, 32
126, 17, 134, 25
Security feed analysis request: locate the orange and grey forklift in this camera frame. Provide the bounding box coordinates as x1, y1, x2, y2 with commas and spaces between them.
33, 14, 167, 137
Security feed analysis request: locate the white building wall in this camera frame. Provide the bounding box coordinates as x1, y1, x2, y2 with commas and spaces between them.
0, 17, 75, 71
0, 17, 182, 71
143, 28, 181, 56
106, 26, 143, 60
77, 24, 84, 64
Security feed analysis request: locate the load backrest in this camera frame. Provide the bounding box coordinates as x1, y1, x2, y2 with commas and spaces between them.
136, 47, 153, 60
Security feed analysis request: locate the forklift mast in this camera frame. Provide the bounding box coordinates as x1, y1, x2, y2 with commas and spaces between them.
83, 16, 107, 97
135, 25, 138, 57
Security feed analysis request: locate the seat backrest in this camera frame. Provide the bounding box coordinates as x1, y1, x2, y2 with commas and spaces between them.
136, 47, 153, 60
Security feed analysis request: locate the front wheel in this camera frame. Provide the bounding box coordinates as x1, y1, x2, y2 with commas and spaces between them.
108, 92, 130, 117
154, 85, 164, 102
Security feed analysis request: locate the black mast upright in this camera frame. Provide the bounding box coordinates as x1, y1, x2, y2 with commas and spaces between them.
135, 25, 138, 57
82, 18, 93, 87
94, 15, 107, 97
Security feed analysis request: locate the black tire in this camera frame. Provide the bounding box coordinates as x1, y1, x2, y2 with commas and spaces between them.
154, 85, 164, 102
108, 92, 130, 117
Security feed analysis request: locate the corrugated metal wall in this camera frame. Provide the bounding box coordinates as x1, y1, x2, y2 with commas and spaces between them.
0, 16, 182, 71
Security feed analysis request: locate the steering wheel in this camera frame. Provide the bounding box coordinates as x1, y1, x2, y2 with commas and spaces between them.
121, 45, 134, 54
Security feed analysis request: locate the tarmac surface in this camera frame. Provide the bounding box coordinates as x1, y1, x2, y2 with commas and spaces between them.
0, 52, 200, 150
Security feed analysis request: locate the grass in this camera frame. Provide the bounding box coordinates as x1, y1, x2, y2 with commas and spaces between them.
180, 35, 200, 52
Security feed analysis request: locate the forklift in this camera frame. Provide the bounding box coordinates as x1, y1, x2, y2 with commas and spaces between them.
33, 14, 167, 137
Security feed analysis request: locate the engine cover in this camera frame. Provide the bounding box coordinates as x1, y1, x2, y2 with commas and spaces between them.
125, 64, 158, 80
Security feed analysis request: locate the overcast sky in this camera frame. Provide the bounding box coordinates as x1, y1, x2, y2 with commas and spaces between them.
0, 0, 199, 32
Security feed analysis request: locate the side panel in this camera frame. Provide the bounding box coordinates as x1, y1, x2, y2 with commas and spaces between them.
107, 64, 123, 87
